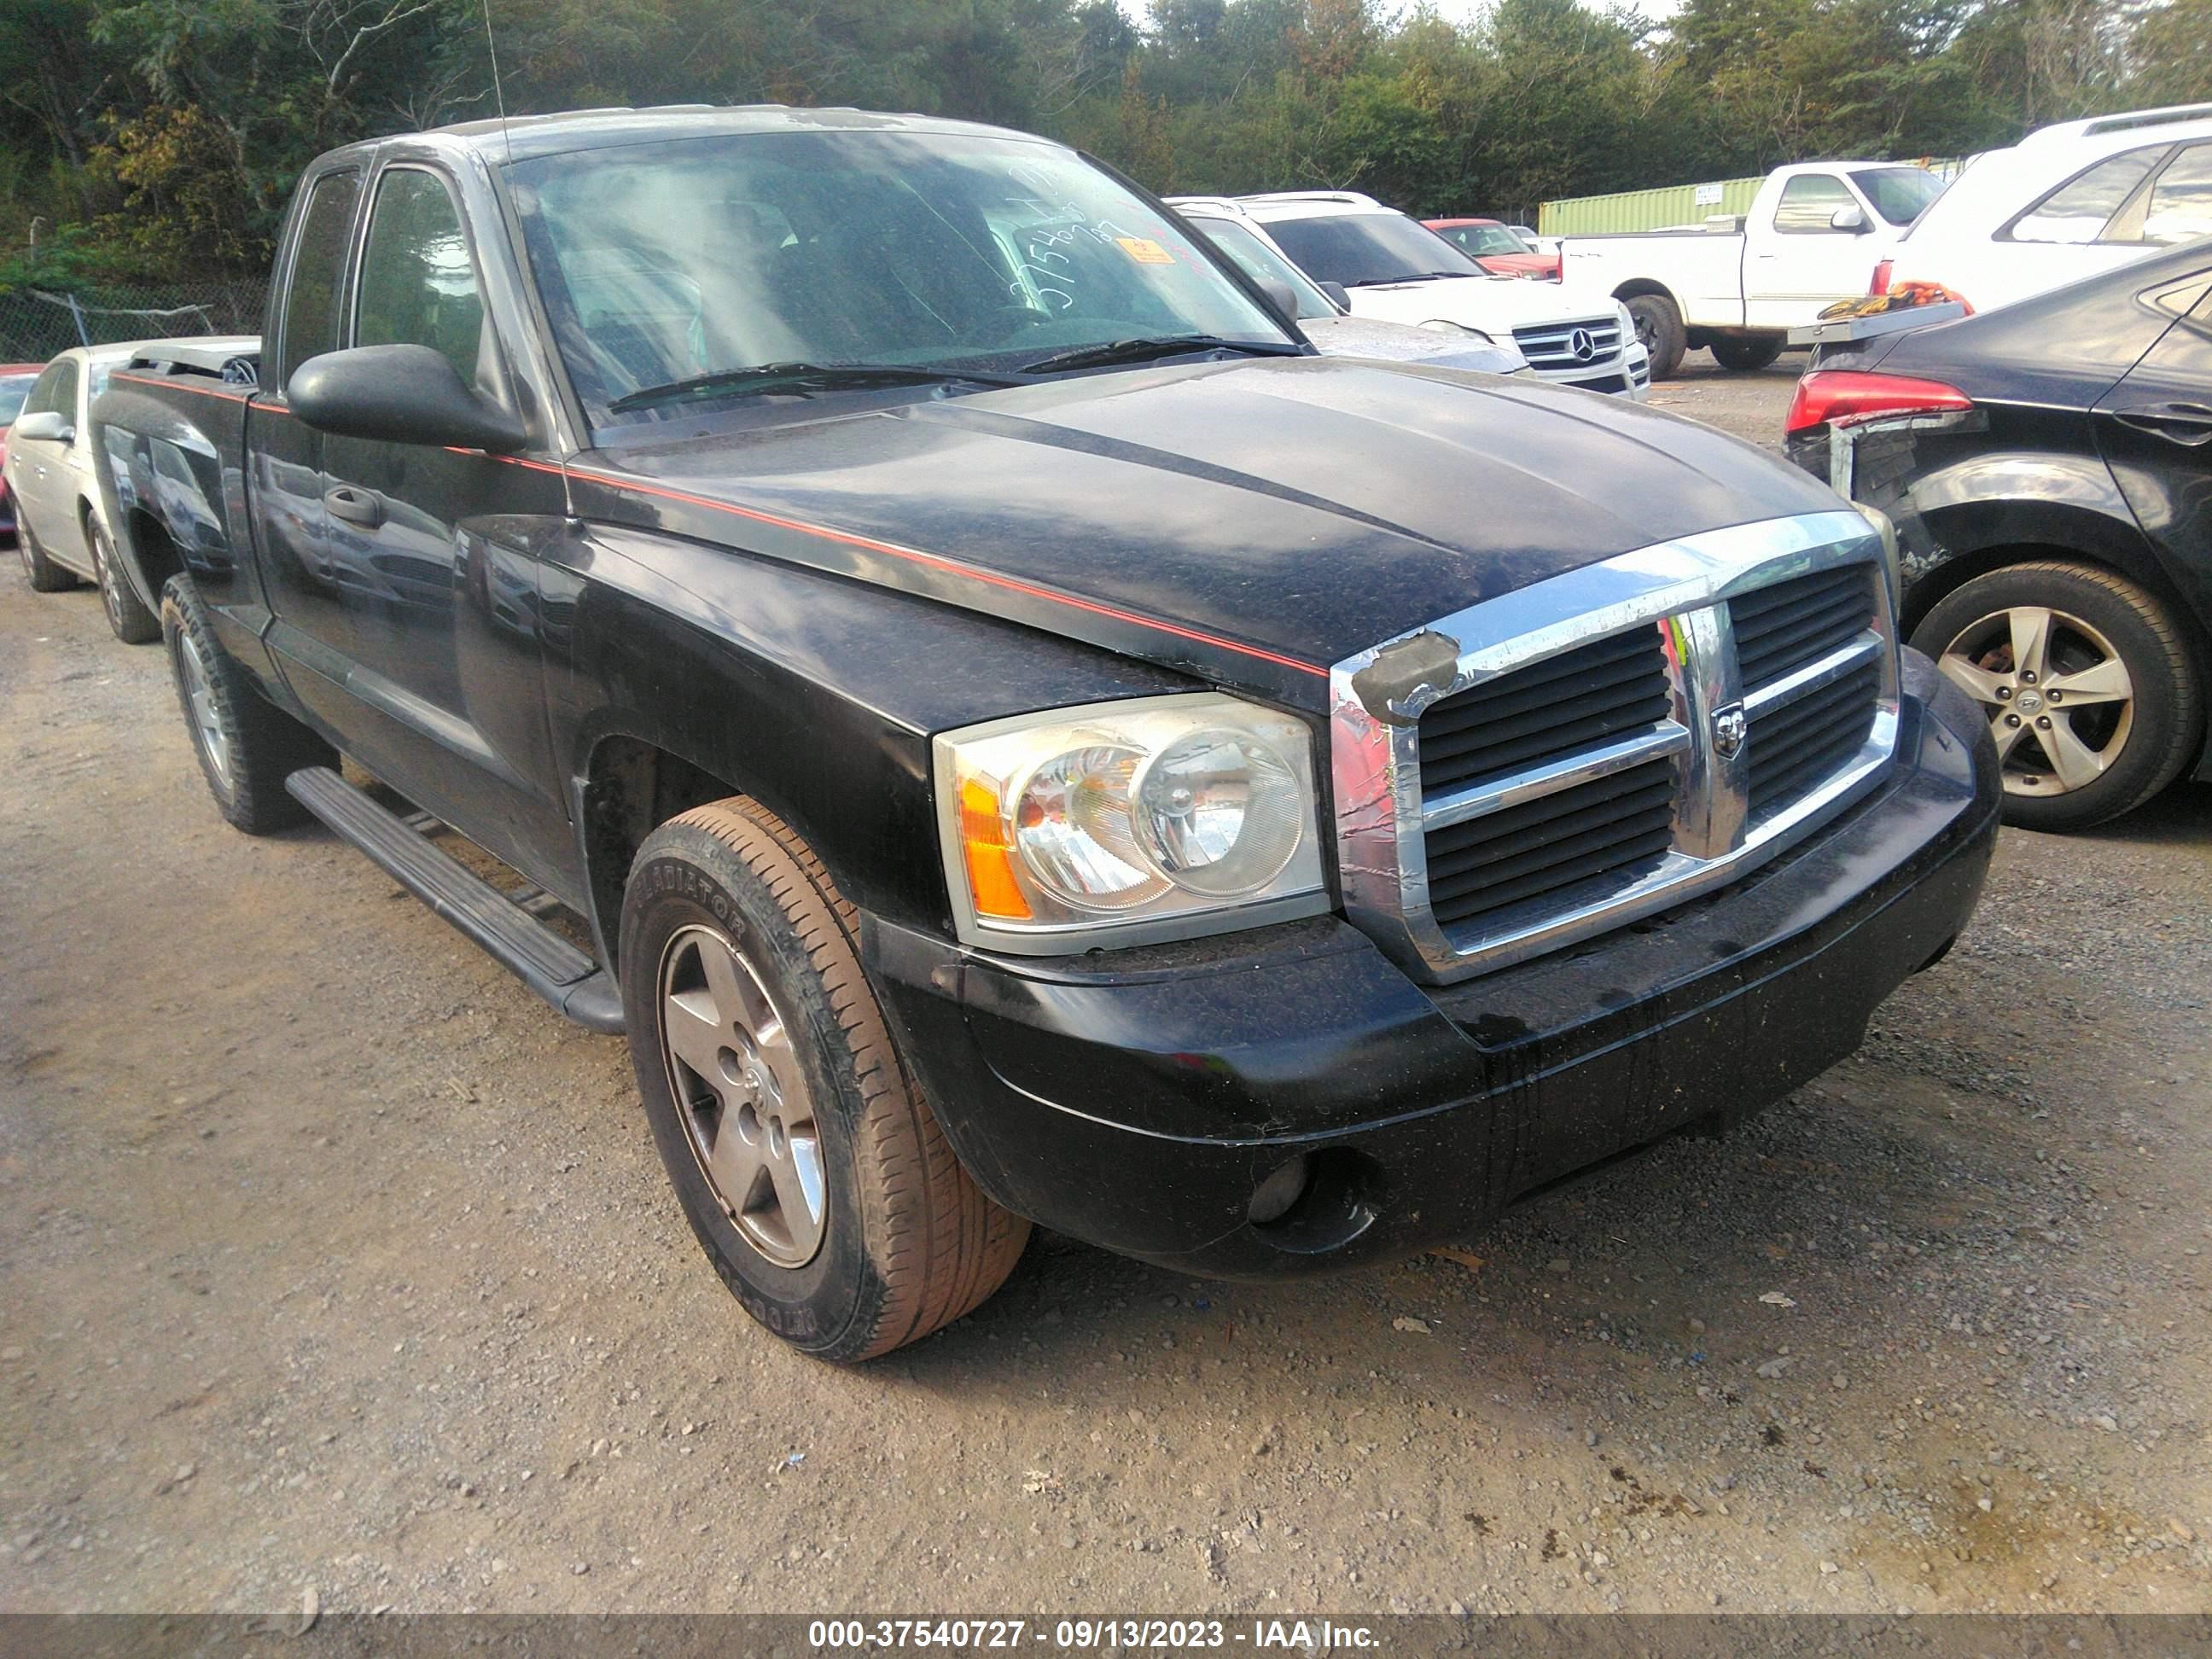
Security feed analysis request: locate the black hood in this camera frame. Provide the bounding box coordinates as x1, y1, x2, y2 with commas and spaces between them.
570, 356, 1844, 707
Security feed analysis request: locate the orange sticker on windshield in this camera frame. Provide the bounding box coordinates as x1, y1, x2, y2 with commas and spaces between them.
1115, 236, 1175, 265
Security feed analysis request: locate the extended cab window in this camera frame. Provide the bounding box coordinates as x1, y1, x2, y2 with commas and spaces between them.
355, 169, 488, 387
1772, 174, 1858, 234
2006, 148, 2162, 244
279, 171, 360, 387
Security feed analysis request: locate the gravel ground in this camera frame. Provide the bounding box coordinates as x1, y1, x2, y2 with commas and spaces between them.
3, 357, 2209, 1619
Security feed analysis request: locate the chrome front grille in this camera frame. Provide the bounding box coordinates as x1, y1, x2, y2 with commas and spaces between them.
1512, 316, 1622, 372
1734, 564, 1876, 685
1425, 758, 1677, 931
1749, 658, 1883, 816
1330, 513, 1900, 983
1418, 628, 1673, 796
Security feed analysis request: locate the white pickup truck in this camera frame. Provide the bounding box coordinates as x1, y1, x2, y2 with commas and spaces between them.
1561, 161, 1948, 377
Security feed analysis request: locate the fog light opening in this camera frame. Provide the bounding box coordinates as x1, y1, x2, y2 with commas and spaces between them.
1247, 1154, 1313, 1225
1249, 1146, 1381, 1254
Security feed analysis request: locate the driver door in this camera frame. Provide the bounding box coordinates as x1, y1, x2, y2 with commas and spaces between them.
1745, 172, 1875, 329
278, 162, 572, 877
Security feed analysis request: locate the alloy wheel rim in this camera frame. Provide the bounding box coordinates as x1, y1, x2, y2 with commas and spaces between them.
176, 631, 232, 790
1936, 603, 2134, 798
656, 923, 825, 1269
95, 533, 122, 629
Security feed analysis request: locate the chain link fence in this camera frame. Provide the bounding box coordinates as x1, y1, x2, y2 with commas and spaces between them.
0, 281, 267, 364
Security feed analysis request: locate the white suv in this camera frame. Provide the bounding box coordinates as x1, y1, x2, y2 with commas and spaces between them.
1225, 191, 1650, 399
1885, 103, 2212, 313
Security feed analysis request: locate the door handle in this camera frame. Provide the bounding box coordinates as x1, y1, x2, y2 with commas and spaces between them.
2114, 403, 2212, 447
324, 485, 385, 527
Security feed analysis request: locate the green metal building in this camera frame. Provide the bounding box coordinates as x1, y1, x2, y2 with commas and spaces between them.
1538, 177, 1764, 237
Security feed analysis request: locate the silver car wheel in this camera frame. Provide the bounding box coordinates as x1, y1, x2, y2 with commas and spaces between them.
1936, 603, 2135, 798
656, 922, 825, 1269
176, 629, 233, 791
94, 529, 124, 631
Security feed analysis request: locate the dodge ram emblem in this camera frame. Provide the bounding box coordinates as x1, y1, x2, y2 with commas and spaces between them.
1713, 703, 1749, 759
1569, 328, 1598, 362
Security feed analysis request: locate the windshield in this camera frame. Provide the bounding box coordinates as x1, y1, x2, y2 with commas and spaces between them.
1440, 223, 1529, 257
0, 374, 34, 425
1185, 217, 1336, 318
1851, 167, 1947, 226
1266, 212, 1486, 288
508, 130, 1289, 426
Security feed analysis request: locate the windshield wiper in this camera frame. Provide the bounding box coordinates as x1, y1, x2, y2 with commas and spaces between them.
1017, 335, 1305, 375
1348, 271, 1476, 287
608, 361, 1023, 414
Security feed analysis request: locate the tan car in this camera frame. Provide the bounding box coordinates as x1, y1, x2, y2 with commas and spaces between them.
7, 338, 254, 642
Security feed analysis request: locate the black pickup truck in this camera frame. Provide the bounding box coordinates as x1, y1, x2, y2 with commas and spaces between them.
97, 106, 2003, 1361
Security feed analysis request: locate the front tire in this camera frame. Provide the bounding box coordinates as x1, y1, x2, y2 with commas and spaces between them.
92, 521, 160, 643
18, 515, 75, 592
1912, 560, 2202, 830
1710, 334, 1784, 372
160, 575, 335, 834
1624, 294, 1686, 380
620, 799, 1028, 1362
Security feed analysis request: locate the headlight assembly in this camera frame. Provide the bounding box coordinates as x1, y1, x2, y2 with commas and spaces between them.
1420, 320, 1493, 343
934, 693, 1330, 952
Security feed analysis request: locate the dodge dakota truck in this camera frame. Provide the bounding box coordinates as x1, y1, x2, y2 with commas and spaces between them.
1563, 162, 1950, 377
97, 106, 2002, 1362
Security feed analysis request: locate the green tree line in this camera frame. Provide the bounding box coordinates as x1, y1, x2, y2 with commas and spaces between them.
2, 0, 2207, 287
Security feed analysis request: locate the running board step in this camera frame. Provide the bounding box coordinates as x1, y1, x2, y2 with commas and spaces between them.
285, 767, 625, 1033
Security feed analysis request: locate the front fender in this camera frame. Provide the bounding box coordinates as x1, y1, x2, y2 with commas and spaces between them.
544, 521, 1198, 947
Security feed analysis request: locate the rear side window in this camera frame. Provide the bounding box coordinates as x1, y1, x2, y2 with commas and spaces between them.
2006, 148, 2161, 244
1773, 174, 1857, 234
279, 171, 361, 388
354, 169, 487, 388
2141, 143, 2212, 247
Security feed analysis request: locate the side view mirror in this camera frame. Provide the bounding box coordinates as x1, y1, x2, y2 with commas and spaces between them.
1830, 205, 1870, 233
288, 344, 527, 454
1257, 276, 1301, 324
13, 410, 73, 444
1318, 280, 1352, 311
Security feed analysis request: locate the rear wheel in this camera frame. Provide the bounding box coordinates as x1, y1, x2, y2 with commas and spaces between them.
18, 514, 75, 592
160, 575, 335, 834
1710, 334, 1784, 372
1912, 560, 2201, 830
91, 521, 160, 643
1624, 294, 1686, 380
621, 798, 1029, 1362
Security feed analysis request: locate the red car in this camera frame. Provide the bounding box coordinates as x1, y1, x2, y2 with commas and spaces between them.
1423, 218, 1560, 280
0, 363, 46, 544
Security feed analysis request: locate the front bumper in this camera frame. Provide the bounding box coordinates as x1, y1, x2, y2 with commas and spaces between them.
1547, 349, 1651, 400
868, 651, 2000, 1278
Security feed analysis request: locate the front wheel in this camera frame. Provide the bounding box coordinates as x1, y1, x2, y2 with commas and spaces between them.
1624, 294, 1686, 380
1912, 560, 2202, 830
1710, 334, 1784, 372
92, 521, 160, 643
620, 798, 1029, 1362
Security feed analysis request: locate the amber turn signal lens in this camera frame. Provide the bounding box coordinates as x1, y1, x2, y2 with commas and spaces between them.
958, 777, 1032, 921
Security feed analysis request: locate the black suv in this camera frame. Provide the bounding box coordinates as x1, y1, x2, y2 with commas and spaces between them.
1786, 242, 2212, 830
